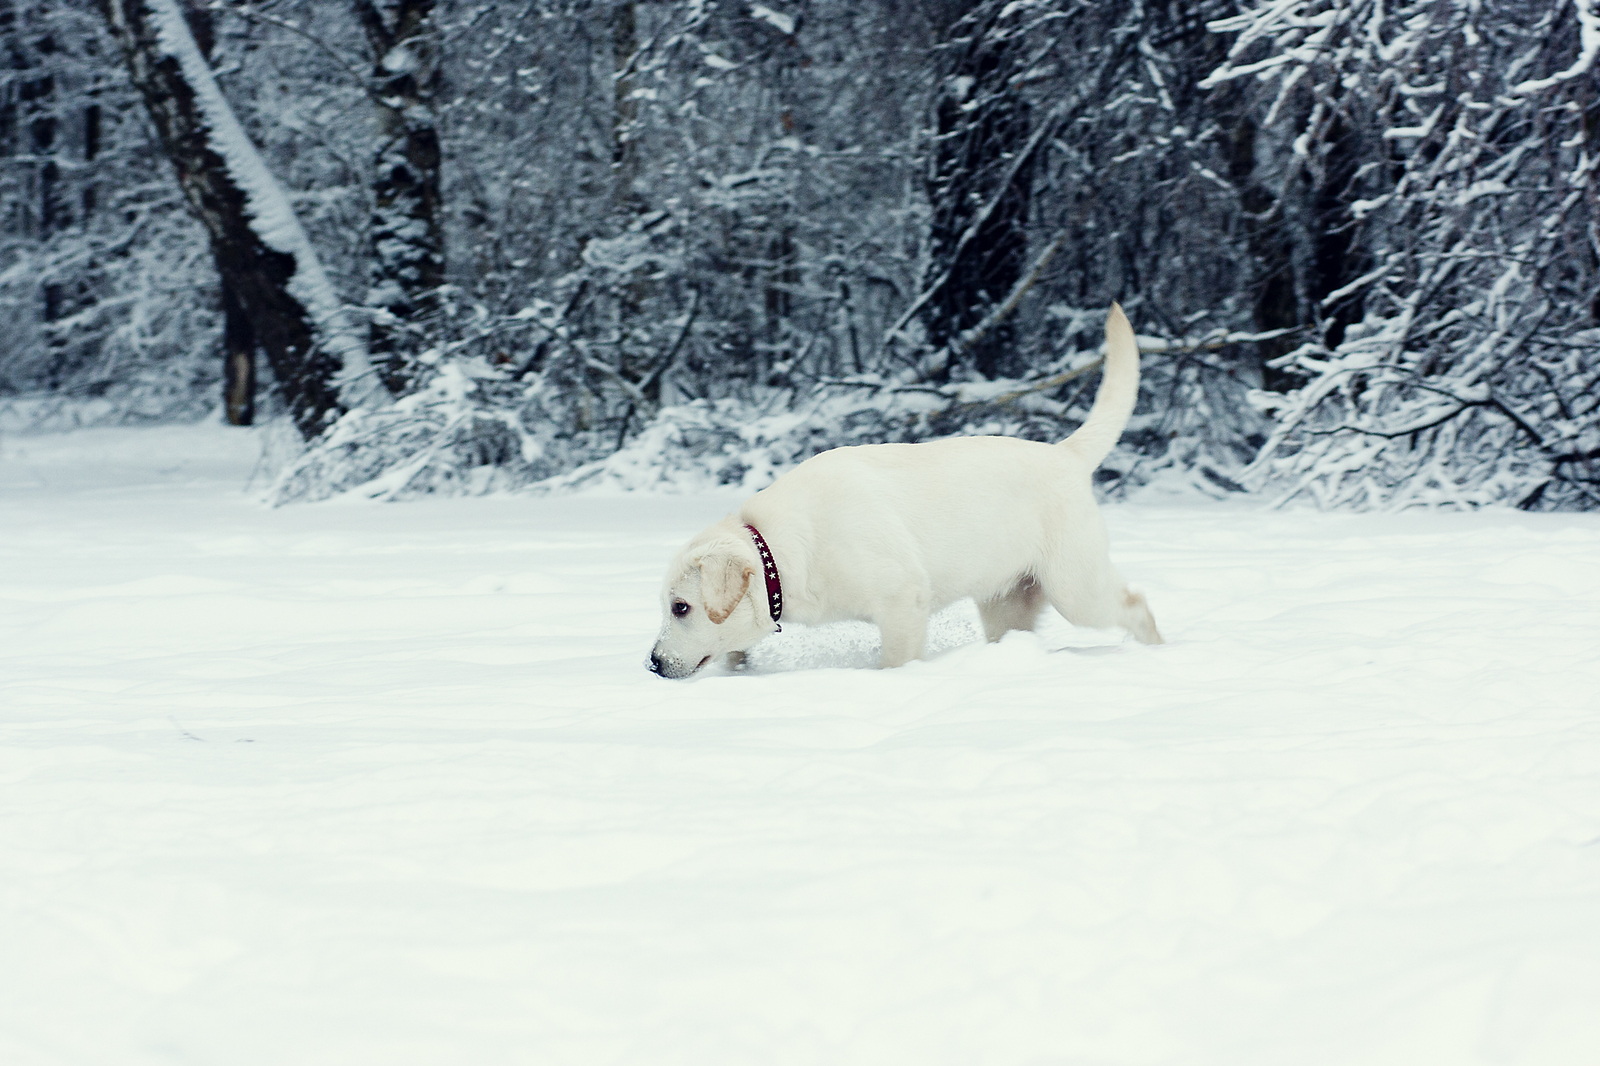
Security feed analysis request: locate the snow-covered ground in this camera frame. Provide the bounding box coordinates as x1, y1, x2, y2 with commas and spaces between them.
3, 422, 1598, 1066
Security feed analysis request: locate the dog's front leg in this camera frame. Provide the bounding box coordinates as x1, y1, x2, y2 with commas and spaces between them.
874, 586, 931, 668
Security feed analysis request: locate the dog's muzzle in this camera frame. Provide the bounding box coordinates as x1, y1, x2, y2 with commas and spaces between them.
647, 650, 708, 679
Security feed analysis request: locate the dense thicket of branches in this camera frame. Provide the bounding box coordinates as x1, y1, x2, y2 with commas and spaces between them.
2, 0, 1596, 508
1221, 0, 1600, 509
2, 0, 219, 424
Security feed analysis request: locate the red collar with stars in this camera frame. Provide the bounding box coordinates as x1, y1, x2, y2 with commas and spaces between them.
745, 524, 782, 628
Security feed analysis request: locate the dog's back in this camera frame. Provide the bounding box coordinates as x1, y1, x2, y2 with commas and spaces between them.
745, 436, 1094, 610
742, 303, 1142, 608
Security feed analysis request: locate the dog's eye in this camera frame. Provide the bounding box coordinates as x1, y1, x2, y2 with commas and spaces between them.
671, 600, 691, 618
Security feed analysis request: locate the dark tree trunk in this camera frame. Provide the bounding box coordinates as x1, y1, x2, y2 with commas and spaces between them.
221, 280, 256, 425
611, 0, 641, 213
1146, 1, 1302, 391
24, 32, 61, 240
21, 24, 73, 375
763, 11, 803, 373
0, 2, 12, 158
922, 1, 1032, 381
1224, 112, 1300, 392
352, 0, 444, 396
1306, 112, 1365, 351
185, 6, 253, 426
82, 98, 100, 219
98, 0, 347, 438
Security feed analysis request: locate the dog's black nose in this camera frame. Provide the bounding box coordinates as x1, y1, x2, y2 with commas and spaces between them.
648, 653, 665, 675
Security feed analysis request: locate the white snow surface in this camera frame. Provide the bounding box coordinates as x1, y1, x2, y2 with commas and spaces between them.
3, 422, 1599, 1065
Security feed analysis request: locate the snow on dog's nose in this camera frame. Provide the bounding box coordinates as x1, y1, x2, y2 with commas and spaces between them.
647, 645, 709, 679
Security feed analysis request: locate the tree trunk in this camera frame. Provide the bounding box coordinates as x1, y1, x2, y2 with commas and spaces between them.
611, 0, 641, 213
20, 21, 74, 375
82, 94, 100, 219
352, 0, 444, 396
180, 3, 253, 426
1306, 111, 1365, 351
1223, 111, 1300, 391
922, 1, 1033, 381
98, 0, 374, 439
221, 280, 256, 425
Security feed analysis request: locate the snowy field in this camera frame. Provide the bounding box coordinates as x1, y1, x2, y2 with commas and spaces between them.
3, 421, 1599, 1066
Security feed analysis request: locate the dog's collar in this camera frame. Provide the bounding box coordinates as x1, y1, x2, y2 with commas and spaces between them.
745, 523, 782, 629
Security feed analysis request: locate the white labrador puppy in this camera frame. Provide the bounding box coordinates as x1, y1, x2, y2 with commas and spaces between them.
649, 303, 1161, 678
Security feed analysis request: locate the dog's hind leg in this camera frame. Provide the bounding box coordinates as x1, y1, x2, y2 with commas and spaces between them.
977, 576, 1046, 642
1112, 587, 1163, 645
1041, 566, 1163, 645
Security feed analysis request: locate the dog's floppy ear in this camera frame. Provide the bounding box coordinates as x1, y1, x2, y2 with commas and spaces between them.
700, 550, 754, 624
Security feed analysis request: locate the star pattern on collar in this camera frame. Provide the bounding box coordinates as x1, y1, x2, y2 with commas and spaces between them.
744, 523, 782, 628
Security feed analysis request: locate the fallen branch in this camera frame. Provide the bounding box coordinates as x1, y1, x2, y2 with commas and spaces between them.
1133, 325, 1301, 353
917, 231, 1067, 382
512, 279, 590, 380
584, 356, 647, 405
823, 324, 1304, 409
944, 352, 1105, 409
637, 287, 700, 401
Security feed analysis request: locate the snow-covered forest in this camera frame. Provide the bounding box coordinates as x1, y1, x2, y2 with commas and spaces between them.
6, 5, 1600, 1063
4, 0, 1597, 508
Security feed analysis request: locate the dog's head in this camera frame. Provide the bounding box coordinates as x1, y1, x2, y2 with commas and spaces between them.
649, 521, 773, 678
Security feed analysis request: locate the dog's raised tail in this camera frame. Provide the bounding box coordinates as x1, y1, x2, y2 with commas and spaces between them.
1060, 302, 1139, 468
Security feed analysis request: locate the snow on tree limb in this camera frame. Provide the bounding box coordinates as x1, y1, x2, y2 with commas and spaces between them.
1227, 0, 1600, 510
1512, 0, 1600, 92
